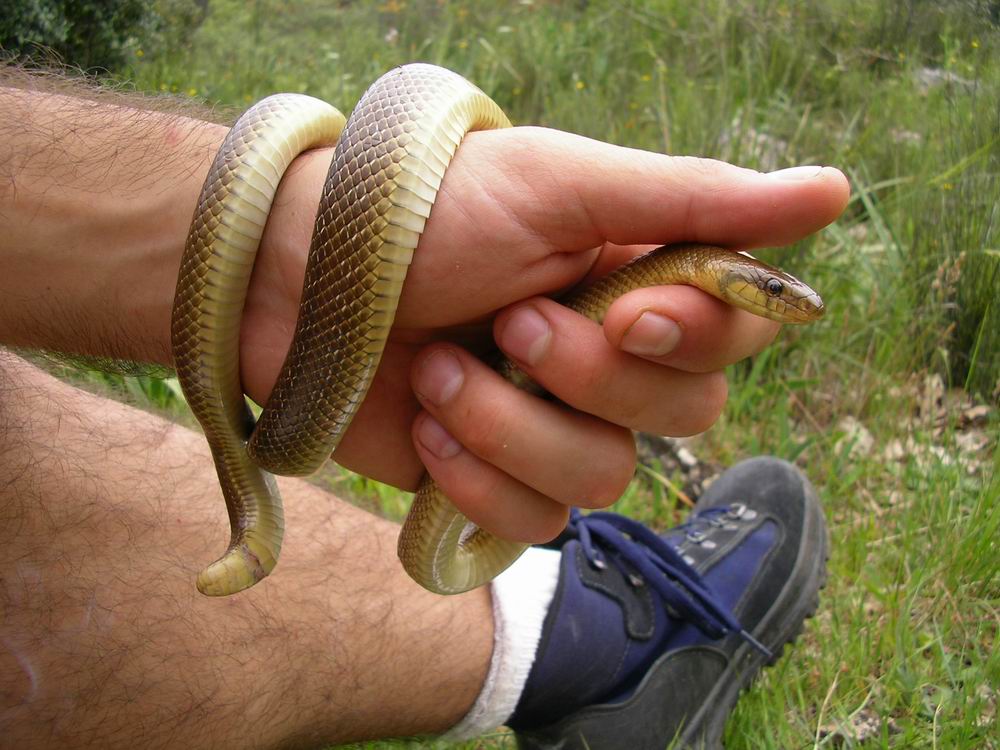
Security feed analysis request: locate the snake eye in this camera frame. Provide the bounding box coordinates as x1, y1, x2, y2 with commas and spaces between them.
765, 278, 784, 297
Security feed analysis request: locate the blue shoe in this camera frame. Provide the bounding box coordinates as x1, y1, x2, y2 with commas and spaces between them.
509, 457, 828, 750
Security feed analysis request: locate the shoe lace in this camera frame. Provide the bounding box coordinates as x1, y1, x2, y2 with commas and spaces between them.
564, 508, 773, 658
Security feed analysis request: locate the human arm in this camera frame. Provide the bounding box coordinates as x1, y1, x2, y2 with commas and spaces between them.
0, 76, 849, 542
0, 82, 226, 364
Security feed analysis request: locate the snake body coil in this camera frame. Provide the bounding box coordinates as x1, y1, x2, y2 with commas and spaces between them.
173, 64, 824, 597
172, 94, 345, 595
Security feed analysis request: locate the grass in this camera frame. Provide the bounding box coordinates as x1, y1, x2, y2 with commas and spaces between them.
96, 0, 1000, 746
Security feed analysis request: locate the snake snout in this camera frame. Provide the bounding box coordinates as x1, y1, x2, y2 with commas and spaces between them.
780, 289, 825, 324
798, 291, 825, 320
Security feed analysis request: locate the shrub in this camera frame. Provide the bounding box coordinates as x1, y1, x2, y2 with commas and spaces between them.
2, 0, 154, 71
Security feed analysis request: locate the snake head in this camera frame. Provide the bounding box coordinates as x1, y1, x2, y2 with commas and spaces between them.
719, 263, 825, 324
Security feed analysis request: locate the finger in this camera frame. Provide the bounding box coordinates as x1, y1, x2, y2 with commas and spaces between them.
410, 345, 635, 508
411, 412, 570, 543
603, 284, 781, 373
400, 129, 847, 330
494, 300, 730, 436
449, 126, 851, 253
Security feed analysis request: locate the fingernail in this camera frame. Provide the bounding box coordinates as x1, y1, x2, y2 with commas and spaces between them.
416, 415, 462, 459
621, 311, 682, 357
498, 306, 551, 367
416, 350, 464, 405
768, 165, 824, 181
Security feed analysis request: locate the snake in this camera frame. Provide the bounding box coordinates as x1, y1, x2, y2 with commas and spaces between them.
171, 63, 825, 597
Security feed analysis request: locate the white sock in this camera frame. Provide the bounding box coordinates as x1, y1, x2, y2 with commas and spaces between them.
442, 546, 562, 740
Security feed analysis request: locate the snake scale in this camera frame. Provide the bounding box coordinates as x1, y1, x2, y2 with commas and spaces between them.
172, 63, 824, 597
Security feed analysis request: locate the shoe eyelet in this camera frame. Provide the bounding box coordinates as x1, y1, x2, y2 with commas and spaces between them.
686, 530, 707, 544
627, 573, 644, 588
742, 509, 758, 520
701, 539, 717, 550
682, 554, 696, 566
590, 556, 607, 571
726, 502, 747, 519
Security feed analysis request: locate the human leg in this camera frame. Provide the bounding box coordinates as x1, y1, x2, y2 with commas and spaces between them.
0, 351, 829, 750
0, 352, 492, 749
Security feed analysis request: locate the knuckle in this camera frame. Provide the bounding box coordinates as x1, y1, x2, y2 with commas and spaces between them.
668, 154, 729, 182
565, 359, 614, 407
461, 467, 507, 514
574, 430, 636, 509
460, 477, 568, 545
458, 398, 511, 463
601, 430, 638, 497
522, 504, 571, 544
675, 372, 729, 436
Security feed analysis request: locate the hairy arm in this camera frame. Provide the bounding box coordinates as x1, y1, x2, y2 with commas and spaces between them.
0, 72, 229, 363
0, 66, 848, 535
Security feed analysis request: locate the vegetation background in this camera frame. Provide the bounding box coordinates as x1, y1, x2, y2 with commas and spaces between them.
3, 0, 998, 747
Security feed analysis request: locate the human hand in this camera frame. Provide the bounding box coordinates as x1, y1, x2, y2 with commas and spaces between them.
244, 126, 848, 542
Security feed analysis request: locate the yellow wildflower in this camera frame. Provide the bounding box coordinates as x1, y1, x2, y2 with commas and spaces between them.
575, 80, 585, 90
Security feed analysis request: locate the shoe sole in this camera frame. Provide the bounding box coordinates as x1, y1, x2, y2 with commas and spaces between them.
517, 480, 829, 750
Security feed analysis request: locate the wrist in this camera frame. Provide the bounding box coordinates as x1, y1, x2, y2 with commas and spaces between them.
102, 120, 227, 365
121, 120, 229, 364
239, 144, 335, 405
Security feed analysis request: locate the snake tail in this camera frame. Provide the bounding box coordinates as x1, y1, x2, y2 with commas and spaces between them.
172, 94, 347, 596
248, 64, 511, 476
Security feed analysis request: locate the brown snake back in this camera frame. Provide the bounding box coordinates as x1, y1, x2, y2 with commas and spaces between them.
248, 65, 510, 476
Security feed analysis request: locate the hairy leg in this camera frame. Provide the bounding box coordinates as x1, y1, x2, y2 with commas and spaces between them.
0, 352, 493, 749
